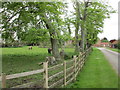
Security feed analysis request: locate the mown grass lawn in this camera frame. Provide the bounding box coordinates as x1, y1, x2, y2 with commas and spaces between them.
106, 47, 120, 53
2, 46, 74, 75
65, 48, 118, 88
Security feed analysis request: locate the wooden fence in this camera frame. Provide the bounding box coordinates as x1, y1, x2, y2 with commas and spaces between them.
0, 47, 92, 88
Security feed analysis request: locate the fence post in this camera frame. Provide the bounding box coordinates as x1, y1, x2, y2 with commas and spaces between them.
78, 52, 81, 70
80, 52, 83, 69
2, 73, 6, 88
43, 62, 48, 88
73, 55, 76, 81
64, 61, 66, 86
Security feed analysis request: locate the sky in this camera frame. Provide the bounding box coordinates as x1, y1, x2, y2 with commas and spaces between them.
98, 0, 119, 41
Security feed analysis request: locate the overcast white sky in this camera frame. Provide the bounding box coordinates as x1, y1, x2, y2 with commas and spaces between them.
98, 0, 119, 40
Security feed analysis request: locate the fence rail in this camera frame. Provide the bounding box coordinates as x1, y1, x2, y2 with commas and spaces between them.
0, 69, 44, 80
1, 47, 92, 88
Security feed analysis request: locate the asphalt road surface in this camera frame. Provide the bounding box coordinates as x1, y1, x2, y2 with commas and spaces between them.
98, 48, 120, 76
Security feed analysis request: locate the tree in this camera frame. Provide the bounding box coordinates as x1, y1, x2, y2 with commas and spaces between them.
24, 28, 50, 45
1, 1, 115, 58
74, 0, 81, 53
117, 40, 120, 49
71, 0, 115, 52
101, 37, 109, 42
1, 2, 67, 61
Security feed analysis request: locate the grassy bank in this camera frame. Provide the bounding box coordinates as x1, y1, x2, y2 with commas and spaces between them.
106, 47, 120, 53
66, 48, 118, 88
2, 46, 74, 75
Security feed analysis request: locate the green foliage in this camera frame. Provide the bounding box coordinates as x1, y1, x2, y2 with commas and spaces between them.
24, 28, 49, 44
66, 1, 115, 52
1, 1, 115, 50
118, 41, 120, 49
84, 2, 114, 45
101, 40, 109, 42
101, 37, 109, 42
1, 2, 68, 45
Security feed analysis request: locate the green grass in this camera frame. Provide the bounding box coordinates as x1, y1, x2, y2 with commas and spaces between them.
2, 47, 119, 88
65, 48, 118, 88
106, 47, 120, 53
2, 46, 74, 75
2, 46, 74, 88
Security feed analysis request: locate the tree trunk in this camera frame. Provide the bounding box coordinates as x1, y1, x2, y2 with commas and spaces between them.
80, 1, 89, 52
51, 38, 60, 60
80, 25, 85, 52
75, 28, 80, 53
41, 13, 61, 61
74, 1, 80, 53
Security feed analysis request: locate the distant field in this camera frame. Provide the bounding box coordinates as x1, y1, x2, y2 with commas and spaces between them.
2, 46, 74, 75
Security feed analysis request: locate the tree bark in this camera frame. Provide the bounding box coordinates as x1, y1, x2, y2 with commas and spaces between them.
41, 13, 60, 61
80, 25, 85, 52
75, 1, 80, 53
50, 38, 60, 60
80, 1, 89, 52
75, 28, 80, 53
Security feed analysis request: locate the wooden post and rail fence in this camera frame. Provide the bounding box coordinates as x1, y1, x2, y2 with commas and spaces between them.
0, 47, 92, 88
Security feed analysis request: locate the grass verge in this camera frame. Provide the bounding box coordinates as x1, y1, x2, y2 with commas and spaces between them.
106, 47, 120, 53
65, 48, 118, 88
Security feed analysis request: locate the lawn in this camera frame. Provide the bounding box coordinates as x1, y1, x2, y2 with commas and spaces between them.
2, 46, 74, 75
106, 47, 120, 53
65, 48, 118, 88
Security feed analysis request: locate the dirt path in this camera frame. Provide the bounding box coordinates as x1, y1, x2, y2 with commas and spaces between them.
98, 48, 120, 76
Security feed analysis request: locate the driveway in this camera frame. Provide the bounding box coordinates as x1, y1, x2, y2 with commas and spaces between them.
97, 48, 120, 76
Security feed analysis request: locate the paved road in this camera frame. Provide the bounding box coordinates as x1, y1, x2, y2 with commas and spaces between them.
98, 48, 120, 76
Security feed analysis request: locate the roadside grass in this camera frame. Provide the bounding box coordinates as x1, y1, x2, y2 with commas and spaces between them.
2, 46, 74, 75
65, 48, 118, 88
106, 47, 120, 53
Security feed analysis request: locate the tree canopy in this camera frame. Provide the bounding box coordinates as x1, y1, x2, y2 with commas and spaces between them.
1, 0, 115, 60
